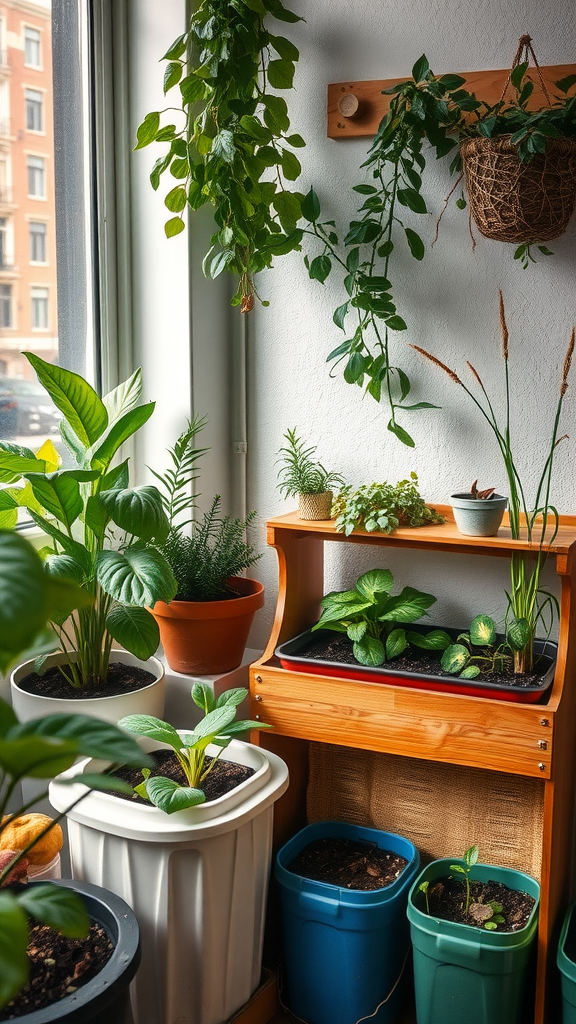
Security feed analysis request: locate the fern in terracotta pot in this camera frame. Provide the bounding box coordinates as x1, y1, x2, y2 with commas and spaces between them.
150, 420, 264, 674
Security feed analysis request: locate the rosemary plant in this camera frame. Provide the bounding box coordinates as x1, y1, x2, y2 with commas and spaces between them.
413, 292, 574, 673
276, 428, 345, 497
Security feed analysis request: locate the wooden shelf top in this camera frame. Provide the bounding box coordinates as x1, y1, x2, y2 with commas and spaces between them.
267, 507, 576, 558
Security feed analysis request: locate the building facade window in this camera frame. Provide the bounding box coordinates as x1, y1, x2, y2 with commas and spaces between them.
27, 156, 45, 197
26, 89, 43, 132
24, 27, 42, 68
29, 221, 47, 262
31, 286, 49, 329
0, 283, 12, 328
0, 218, 7, 266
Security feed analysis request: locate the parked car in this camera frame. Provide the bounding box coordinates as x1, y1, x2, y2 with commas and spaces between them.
0, 388, 17, 435
0, 377, 62, 436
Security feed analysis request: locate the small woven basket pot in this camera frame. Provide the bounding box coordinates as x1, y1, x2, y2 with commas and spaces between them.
298, 491, 333, 520
460, 134, 576, 243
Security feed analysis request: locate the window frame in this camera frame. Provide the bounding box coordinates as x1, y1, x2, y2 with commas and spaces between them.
31, 285, 50, 330
25, 87, 44, 133
24, 25, 42, 69
29, 220, 48, 264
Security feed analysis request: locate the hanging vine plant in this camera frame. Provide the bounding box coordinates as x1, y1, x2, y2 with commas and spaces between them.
302, 40, 576, 447
135, 0, 305, 312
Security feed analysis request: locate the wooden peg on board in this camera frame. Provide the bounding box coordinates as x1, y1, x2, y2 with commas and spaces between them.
327, 63, 576, 139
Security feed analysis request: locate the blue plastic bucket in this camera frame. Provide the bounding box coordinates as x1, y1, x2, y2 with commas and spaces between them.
558, 902, 576, 1023
275, 821, 420, 1024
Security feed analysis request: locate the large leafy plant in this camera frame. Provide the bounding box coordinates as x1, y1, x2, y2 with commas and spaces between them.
119, 683, 269, 813
312, 568, 451, 668
0, 530, 150, 1008
0, 356, 177, 688
414, 292, 573, 673
136, 0, 305, 312
302, 51, 576, 442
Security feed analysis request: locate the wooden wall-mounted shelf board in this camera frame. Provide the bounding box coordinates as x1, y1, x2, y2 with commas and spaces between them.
327, 63, 576, 139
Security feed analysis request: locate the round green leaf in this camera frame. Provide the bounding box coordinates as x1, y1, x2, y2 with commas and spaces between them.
356, 569, 394, 601
441, 643, 470, 675
353, 635, 385, 667
106, 605, 160, 661
469, 614, 496, 647
145, 775, 205, 813
99, 486, 170, 543
97, 545, 177, 607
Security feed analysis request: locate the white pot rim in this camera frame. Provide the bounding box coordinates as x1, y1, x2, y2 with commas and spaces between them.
49, 738, 289, 842
11, 649, 164, 704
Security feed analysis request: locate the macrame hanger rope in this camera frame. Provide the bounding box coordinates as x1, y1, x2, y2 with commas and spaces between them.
499, 34, 552, 107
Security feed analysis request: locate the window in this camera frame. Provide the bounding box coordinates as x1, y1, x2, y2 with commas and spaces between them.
27, 156, 45, 197
0, 218, 7, 266
29, 221, 47, 262
25, 27, 42, 68
0, 284, 12, 328
31, 287, 49, 329
25, 89, 43, 132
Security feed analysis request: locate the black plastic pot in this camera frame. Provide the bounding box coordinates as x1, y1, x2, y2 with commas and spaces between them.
11, 879, 140, 1024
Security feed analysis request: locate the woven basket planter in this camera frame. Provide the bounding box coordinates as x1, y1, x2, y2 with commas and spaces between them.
460, 134, 576, 243
298, 491, 333, 520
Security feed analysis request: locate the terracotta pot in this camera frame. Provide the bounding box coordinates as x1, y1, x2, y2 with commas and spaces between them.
151, 576, 265, 675
298, 491, 333, 520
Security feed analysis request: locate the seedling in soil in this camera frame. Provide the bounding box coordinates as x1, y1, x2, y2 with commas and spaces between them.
450, 844, 479, 918
419, 879, 431, 915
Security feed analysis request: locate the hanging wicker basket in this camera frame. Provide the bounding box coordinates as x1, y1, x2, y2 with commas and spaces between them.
460, 134, 576, 244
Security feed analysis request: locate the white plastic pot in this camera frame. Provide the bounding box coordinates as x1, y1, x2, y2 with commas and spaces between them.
11, 650, 166, 724
49, 738, 289, 1024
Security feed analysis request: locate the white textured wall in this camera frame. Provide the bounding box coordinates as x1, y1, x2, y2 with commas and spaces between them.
247, 0, 576, 647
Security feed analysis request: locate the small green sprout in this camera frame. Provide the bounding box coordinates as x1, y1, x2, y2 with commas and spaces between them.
450, 844, 479, 918
419, 879, 431, 915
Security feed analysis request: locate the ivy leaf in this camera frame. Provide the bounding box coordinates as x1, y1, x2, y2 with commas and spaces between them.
212, 130, 235, 163
163, 61, 183, 93
281, 149, 301, 180
411, 55, 430, 82
135, 111, 160, 149
309, 255, 331, 283
273, 190, 301, 229
165, 217, 185, 238
397, 188, 427, 214
333, 303, 349, 331
387, 420, 415, 447
405, 227, 425, 260
285, 133, 305, 147
301, 187, 320, 222
386, 315, 407, 331
267, 59, 295, 89
269, 35, 299, 61
165, 185, 187, 212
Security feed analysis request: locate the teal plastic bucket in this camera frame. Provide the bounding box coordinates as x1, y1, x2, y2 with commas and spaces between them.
558, 902, 576, 1023
275, 821, 419, 1024
407, 858, 540, 1024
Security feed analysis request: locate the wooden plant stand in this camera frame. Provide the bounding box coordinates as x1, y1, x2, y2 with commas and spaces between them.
249, 508, 576, 1024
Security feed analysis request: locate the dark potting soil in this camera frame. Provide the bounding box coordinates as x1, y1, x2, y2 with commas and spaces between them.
109, 749, 255, 805
415, 874, 536, 932
287, 837, 408, 891
301, 634, 550, 689
17, 662, 156, 700
0, 920, 113, 1020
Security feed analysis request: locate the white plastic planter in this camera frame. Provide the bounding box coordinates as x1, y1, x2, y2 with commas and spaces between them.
49, 738, 289, 1024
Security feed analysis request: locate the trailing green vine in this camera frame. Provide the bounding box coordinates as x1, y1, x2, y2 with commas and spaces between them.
302, 52, 576, 444
136, 0, 305, 311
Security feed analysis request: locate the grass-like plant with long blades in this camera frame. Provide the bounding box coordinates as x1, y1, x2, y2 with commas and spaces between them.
413, 292, 573, 673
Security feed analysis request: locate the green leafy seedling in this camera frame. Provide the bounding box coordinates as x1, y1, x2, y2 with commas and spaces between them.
119, 684, 271, 814
450, 844, 479, 918
419, 879, 430, 915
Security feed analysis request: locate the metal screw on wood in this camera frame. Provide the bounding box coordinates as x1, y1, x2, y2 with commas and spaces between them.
540, 718, 550, 726
255, 694, 263, 702
538, 763, 546, 771
255, 714, 260, 720
255, 675, 262, 683
538, 740, 548, 750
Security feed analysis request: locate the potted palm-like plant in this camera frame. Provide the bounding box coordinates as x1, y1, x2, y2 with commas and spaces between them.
1, 355, 177, 724
149, 420, 264, 674
276, 427, 345, 520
